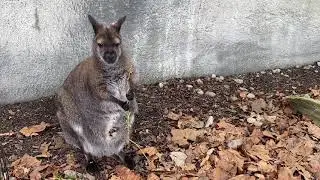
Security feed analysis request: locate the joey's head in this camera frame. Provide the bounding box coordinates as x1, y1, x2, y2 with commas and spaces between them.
88, 15, 126, 65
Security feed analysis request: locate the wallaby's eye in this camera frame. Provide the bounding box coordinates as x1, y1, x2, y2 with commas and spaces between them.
97, 43, 103, 47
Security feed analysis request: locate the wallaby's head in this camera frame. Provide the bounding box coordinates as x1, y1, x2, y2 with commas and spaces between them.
88, 15, 126, 65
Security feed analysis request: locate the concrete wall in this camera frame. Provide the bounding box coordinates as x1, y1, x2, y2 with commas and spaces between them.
1, 0, 320, 104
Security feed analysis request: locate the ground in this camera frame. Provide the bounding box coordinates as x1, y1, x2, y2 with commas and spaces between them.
1, 63, 320, 179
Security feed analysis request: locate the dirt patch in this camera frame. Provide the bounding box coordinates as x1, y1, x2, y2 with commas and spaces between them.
1, 63, 320, 179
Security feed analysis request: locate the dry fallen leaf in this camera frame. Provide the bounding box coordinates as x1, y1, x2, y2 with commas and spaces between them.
36, 142, 51, 158
229, 175, 255, 180
166, 112, 182, 121
177, 115, 204, 129
137, 147, 158, 157
310, 88, 320, 97
11, 154, 41, 178
170, 152, 187, 167
257, 160, 276, 173
306, 122, 320, 139
19, 122, 50, 137
115, 166, 141, 180
171, 128, 204, 146
246, 145, 270, 161
277, 167, 294, 180
251, 98, 267, 114
147, 173, 160, 180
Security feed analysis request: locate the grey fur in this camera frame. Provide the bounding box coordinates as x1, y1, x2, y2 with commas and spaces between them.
56, 15, 138, 158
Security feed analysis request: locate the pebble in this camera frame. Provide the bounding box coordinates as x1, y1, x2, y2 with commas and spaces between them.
195, 88, 204, 95
224, 85, 230, 89
295, 65, 301, 68
249, 87, 255, 91
272, 69, 281, 73
260, 71, 266, 74
317, 62, 320, 66
205, 91, 216, 97
239, 87, 248, 91
234, 78, 244, 84
158, 82, 164, 88
205, 116, 214, 127
303, 65, 313, 69
216, 76, 224, 82
247, 93, 256, 99
196, 79, 204, 85
230, 95, 238, 101
179, 79, 185, 83
211, 74, 217, 78
186, 84, 193, 90
227, 139, 243, 149
315, 70, 319, 73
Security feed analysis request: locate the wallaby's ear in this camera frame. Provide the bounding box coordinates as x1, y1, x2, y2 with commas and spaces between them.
88, 14, 100, 34
111, 16, 126, 32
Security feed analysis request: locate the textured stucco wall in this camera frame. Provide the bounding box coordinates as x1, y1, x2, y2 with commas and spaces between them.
1, 0, 320, 104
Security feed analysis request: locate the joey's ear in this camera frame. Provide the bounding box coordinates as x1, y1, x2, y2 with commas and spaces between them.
88, 14, 101, 34
111, 16, 126, 32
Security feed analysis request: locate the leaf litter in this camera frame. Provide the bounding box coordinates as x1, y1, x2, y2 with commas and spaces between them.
3, 65, 320, 179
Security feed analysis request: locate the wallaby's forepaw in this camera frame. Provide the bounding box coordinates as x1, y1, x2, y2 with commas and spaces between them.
122, 101, 130, 111
126, 89, 134, 101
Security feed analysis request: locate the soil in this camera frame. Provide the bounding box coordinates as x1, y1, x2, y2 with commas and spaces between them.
1, 62, 320, 179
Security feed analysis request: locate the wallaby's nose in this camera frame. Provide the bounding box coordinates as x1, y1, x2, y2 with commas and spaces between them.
104, 52, 117, 64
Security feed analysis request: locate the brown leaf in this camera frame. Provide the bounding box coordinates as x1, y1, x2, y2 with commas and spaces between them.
171, 128, 204, 146
246, 145, 270, 161
257, 160, 276, 173
166, 112, 182, 121
137, 147, 158, 157
115, 166, 141, 180
277, 167, 294, 180
251, 98, 267, 113
11, 154, 41, 178
178, 115, 204, 129
216, 119, 246, 135
147, 173, 160, 180
307, 122, 320, 139
207, 167, 229, 180
239, 91, 248, 99
310, 88, 320, 97
36, 142, 51, 158
229, 175, 255, 180
217, 149, 246, 172
19, 122, 50, 137
29, 165, 49, 180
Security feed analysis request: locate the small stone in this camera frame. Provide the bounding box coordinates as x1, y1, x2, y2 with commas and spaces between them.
315, 70, 319, 73
8, 110, 15, 115
292, 86, 297, 90
239, 87, 248, 91
283, 74, 289, 78
216, 76, 224, 82
260, 71, 266, 74
186, 84, 193, 90
256, 74, 260, 78
83, 173, 96, 180
195, 88, 204, 95
64, 170, 82, 178
247, 93, 255, 99
211, 74, 217, 78
249, 87, 255, 91
295, 65, 301, 68
234, 78, 244, 84
247, 117, 256, 124
179, 79, 185, 83
196, 79, 204, 85
205, 116, 214, 127
205, 91, 216, 97
227, 139, 243, 149
224, 85, 230, 89
230, 95, 238, 101
317, 62, 320, 66
303, 65, 312, 69
272, 69, 281, 73
158, 82, 164, 88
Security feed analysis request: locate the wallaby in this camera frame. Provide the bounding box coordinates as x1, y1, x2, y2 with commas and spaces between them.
56, 14, 138, 171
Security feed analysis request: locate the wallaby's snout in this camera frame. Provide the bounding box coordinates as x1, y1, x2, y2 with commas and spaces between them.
103, 49, 117, 64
